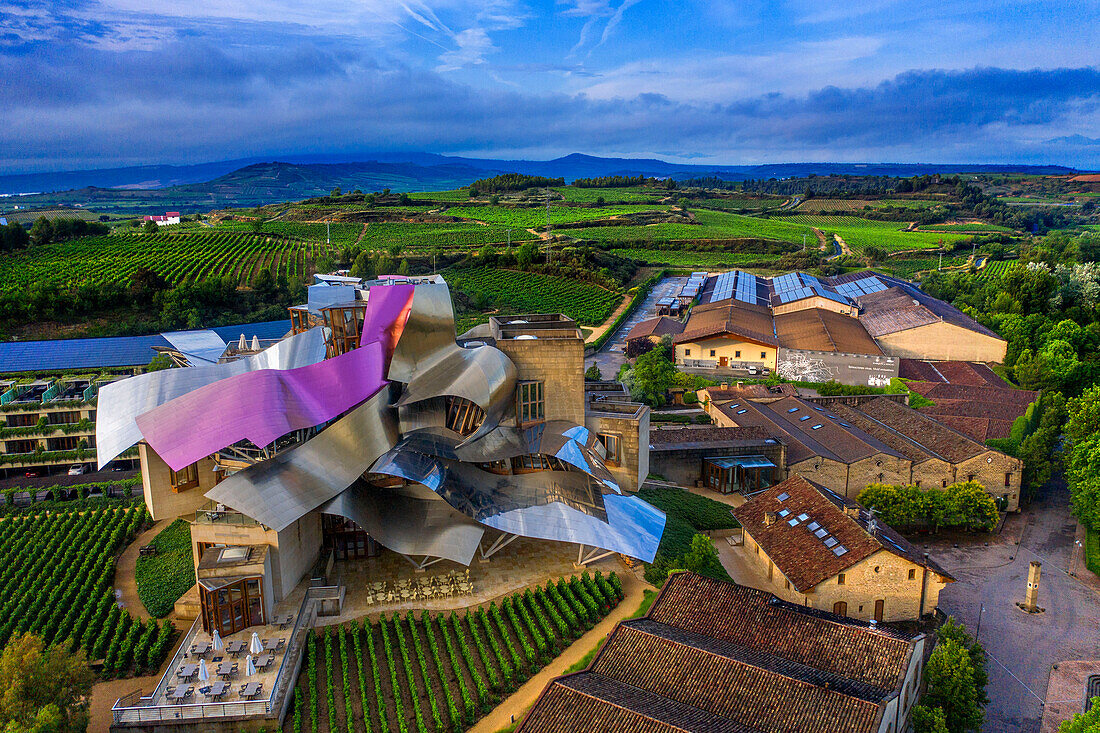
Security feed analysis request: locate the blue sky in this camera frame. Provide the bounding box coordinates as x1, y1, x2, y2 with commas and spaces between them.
3, 0, 1100, 173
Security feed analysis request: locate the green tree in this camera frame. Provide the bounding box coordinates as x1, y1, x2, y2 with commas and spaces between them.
585, 363, 603, 381
330, 187, 342, 197
628, 347, 676, 406
0, 633, 95, 733
143, 219, 158, 234
397, 258, 410, 275
1059, 700, 1100, 732
253, 268, 276, 300
30, 216, 54, 245
916, 618, 988, 733
350, 251, 377, 280
251, 217, 266, 234
516, 241, 539, 269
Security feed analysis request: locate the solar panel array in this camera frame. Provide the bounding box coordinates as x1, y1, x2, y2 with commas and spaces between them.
680, 272, 708, 300
736, 271, 758, 304
709, 272, 736, 302
833, 275, 888, 299
770, 271, 857, 307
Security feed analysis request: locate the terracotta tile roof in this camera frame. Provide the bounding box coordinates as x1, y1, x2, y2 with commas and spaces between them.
647, 573, 919, 689
827, 403, 940, 464
922, 414, 1010, 442
626, 316, 685, 342
674, 300, 779, 347
847, 396, 987, 463
898, 358, 948, 382
718, 396, 906, 466
519, 571, 924, 733
774, 308, 883, 355
906, 382, 1037, 406
649, 425, 773, 447
702, 383, 797, 401
731, 476, 954, 592
929, 361, 1010, 387
589, 620, 886, 731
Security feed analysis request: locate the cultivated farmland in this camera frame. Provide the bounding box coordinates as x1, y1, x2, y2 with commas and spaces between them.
444, 267, 621, 324
784, 215, 970, 253
0, 230, 324, 290
286, 573, 623, 733
609, 248, 783, 269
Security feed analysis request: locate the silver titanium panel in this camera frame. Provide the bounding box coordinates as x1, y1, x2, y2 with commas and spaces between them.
387, 283, 517, 442
95, 327, 327, 468
320, 481, 484, 565
369, 447, 609, 522
480, 493, 665, 562
204, 388, 399, 531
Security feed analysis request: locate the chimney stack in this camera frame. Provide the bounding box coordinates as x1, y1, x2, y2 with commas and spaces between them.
764, 512, 777, 527
1023, 561, 1042, 612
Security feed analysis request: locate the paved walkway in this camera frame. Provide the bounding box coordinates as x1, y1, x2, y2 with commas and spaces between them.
469, 567, 653, 733
113, 517, 173, 620
87, 627, 188, 733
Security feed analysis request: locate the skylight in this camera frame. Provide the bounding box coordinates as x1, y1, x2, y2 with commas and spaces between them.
776, 492, 789, 502
797, 513, 809, 521
787, 407, 799, 413
814, 406, 824, 412
807, 521, 820, 531
777, 509, 791, 517
788, 517, 801, 526
737, 409, 747, 414
799, 416, 810, 421
811, 424, 823, 430
814, 528, 828, 539
832, 545, 849, 556
840, 422, 851, 427
824, 537, 838, 548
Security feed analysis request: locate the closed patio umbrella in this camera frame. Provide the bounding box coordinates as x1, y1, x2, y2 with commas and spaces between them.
245, 654, 256, 677
249, 632, 263, 655
198, 660, 209, 682
211, 629, 223, 651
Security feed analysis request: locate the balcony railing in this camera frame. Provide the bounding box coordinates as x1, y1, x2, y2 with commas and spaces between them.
111, 585, 336, 725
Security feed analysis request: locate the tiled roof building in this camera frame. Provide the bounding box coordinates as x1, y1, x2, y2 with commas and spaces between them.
731, 475, 953, 621
518, 572, 929, 733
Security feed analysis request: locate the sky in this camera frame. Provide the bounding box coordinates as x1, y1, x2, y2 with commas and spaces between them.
3, 0, 1100, 173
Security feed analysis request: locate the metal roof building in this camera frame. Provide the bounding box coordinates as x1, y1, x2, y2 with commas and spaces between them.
0, 321, 291, 373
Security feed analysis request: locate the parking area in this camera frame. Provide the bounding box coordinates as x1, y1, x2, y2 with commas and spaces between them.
587, 276, 685, 379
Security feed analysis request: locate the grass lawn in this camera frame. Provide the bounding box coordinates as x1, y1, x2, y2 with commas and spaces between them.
135, 518, 195, 618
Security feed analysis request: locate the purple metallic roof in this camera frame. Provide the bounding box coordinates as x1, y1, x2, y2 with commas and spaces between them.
138, 340, 387, 472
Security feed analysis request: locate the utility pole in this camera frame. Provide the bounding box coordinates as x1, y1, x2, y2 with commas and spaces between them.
546, 189, 552, 264
938, 251, 943, 270
326, 220, 330, 245
507, 229, 512, 249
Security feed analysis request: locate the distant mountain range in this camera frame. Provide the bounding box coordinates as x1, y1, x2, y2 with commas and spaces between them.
0, 153, 1086, 214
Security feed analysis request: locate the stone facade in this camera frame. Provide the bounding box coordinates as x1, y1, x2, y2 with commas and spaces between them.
675, 336, 777, 372
139, 443, 219, 521
771, 294, 856, 317
585, 402, 649, 492
874, 321, 1007, 362
495, 336, 586, 426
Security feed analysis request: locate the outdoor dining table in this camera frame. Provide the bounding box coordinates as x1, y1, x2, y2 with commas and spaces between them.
225, 640, 246, 656
275, 614, 293, 629
170, 687, 193, 703
255, 653, 274, 670
176, 664, 197, 680
262, 638, 284, 652
216, 661, 237, 679
190, 641, 210, 657
204, 681, 229, 701
240, 682, 263, 700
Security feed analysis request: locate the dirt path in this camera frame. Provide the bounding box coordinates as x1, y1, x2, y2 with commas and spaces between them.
583, 292, 633, 344
113, 518, 173, 621
833, 233, 852, 256
813, 228, 828, 253
468, 568, 651, 733
87, 627, 188, 733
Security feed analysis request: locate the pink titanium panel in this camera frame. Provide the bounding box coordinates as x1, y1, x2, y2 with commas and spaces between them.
362, 283, 415, 368
137, 340, 387, 472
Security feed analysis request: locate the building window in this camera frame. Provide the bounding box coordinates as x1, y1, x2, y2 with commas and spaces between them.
6, 413, 38, 428
1005, 472, 1012, 487
915, 480, 921, 488
478, 459, 510, 475
735, 350, 741, 358
47, 411, 82, 425
967, 474, 974, 482
760, 352, 766, 359
511, 454, 566, 473
908, 568, 916, 580
785, 579, 790, 590
516, 381, 545, 426
833, 601, 847, 617
837, 573, 846, 585
446, 396, 485, 437
684, 348, 691, 356
5, 439, 39, 454
598, 433, 622, 467
47, 436, 80, 451
170, 462, 200, 492
942, 479, 948, 488
708, 349, 715, 357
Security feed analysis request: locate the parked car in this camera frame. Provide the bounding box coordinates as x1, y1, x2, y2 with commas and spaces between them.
67, 464, 88, 476
23, 470, 38, 478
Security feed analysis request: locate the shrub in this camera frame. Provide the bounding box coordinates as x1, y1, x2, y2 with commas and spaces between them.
135, 519, 195, 618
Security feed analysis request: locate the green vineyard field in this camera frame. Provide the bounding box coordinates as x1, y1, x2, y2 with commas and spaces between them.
445, 267, 621, 325
0, 231, 323, 291
608, 248, 783, 268
783, 215, 970, 253
440, 204, 667, 229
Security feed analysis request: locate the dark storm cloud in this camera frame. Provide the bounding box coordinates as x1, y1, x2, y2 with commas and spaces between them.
3, 39, 1100, 171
